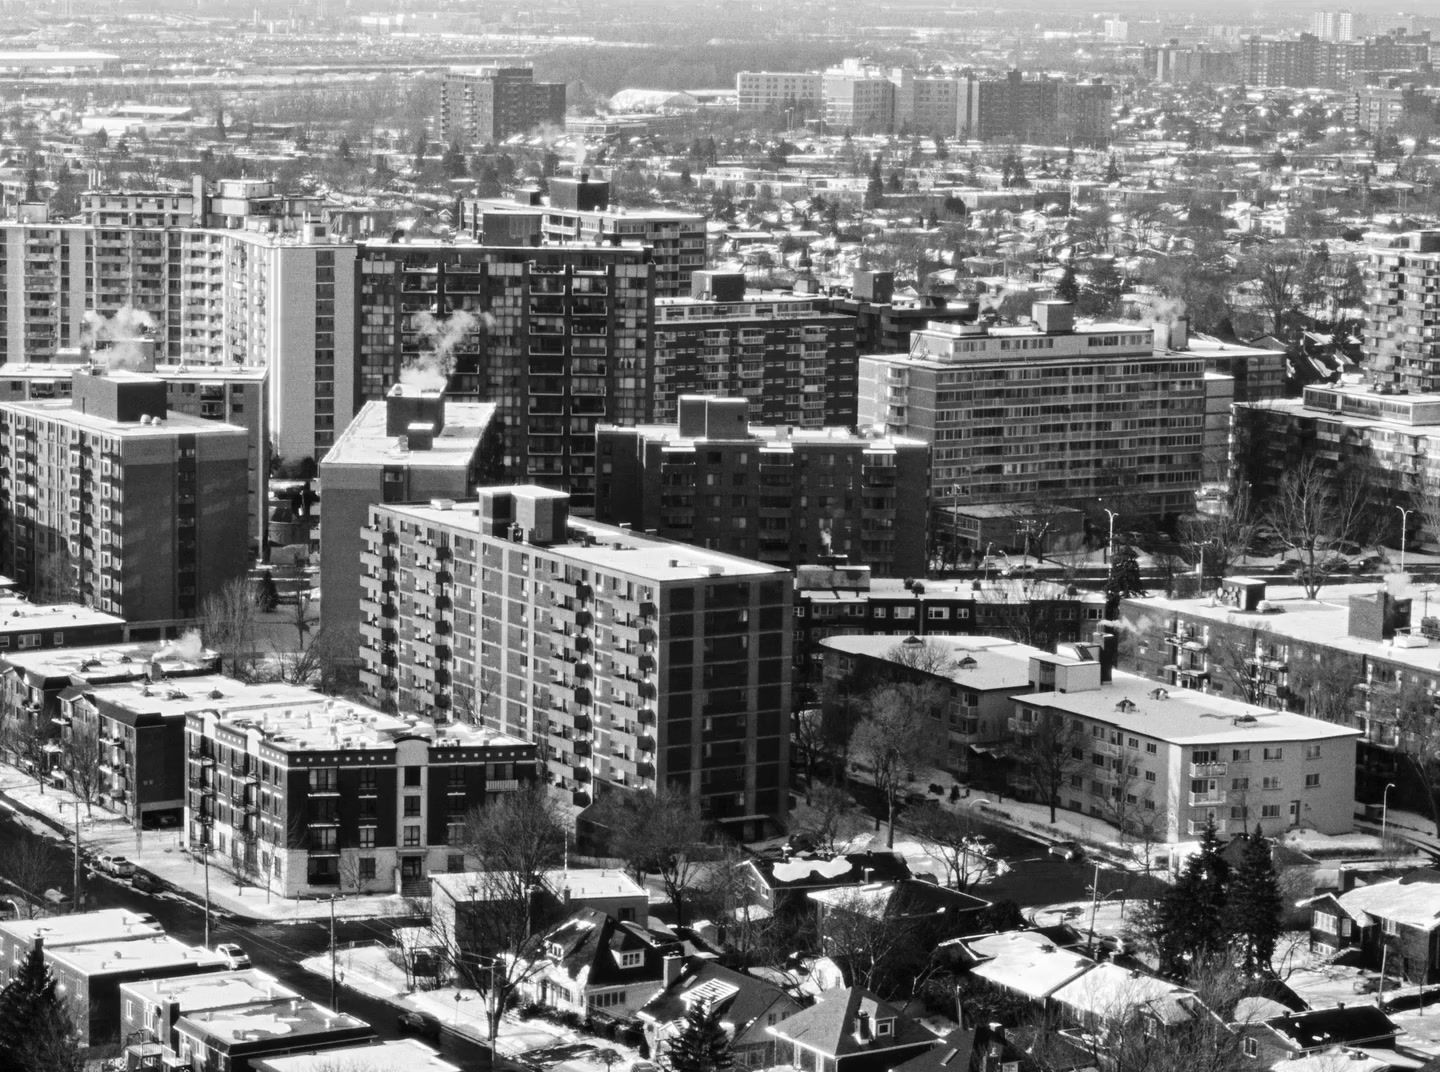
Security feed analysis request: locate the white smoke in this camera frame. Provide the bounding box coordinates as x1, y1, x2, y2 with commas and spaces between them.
154, 628, 206, 663
1131, 294, 1188, 325
82, 305, 157, 371
401, 309, 491, 392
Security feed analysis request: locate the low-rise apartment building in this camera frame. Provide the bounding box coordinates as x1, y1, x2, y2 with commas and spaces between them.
185, 700, 536, 897
596, 397, 930, 577
173, 997, 373, 1072
358, 487, 792, 834
120, 969, 302, 1054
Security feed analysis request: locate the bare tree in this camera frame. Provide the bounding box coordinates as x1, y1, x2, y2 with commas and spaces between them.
801, 783, 856, 855
199, 578, 261, 680
851, 683, 935, 848
0, 713, 51, 794
1264, 457, 1371, 599
5, 838, 58, 917
792, 706, 826, 802
61, 730, 104, 819
1206, 626, 1270, 707
1178, 486, 1258, 588
813, 887, 927, 999
1099, 762, 1157, 849
592, 786, 708, 926
278, 626, 348, 691
1374, 674, 1440, 836
1008, 709, 1083, 823
1284, 649, 1364, 725
906, 805, 987, 889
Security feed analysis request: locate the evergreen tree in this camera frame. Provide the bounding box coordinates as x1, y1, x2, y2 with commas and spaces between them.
1104, 542, 1146, 619
0, 946, 81, 1072
666, 1000, 734, 1072
1229, 826, 1282, 974
865, 160, 883, 207
24, 167, 38, 202
1055, 264, 1079, 304
1081, 257, 1123, 316
257, 573, 280, 613
1001, 153, 1015, 188
442, 139, 468, 178
1104, 154, 1122, 183
1009, 155, 1028, 187
215, 106, 226, 141
413, 132, 427, 169
1152, 819, 1229, 978
336, 136, 352, 161
886, 169, 903, 193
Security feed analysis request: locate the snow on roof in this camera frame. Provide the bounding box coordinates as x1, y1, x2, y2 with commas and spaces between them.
1051, 962, 1192, 1023
964, 931, 1092, 1000
1333, 870, 1440, 931
771, 856, 857, 883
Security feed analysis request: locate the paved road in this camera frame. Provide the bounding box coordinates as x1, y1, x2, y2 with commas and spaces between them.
0, 809, 502, 1071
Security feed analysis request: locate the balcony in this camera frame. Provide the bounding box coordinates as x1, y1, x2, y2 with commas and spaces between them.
1008, 717, 1037, 735
488, 779, 521, 792
1190, 762, 1227, 778
1188, 791, 1226, 806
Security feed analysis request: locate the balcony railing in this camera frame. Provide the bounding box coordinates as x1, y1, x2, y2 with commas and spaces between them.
1189, 761, 1227, 777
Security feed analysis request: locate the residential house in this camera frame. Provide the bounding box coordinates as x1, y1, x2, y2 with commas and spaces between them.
745, 853, 911, 919
637, 955, 803, 1070
1236, 1006, 1403, 1066
943, 931, 1093, 1006
809, 881, 993, 971
1049, 962, 1200, 1043
1305, 869, 1440, 984
522, 908, 682, 1018
765, 986, 939, 1072
890, 1026, 1026, 1072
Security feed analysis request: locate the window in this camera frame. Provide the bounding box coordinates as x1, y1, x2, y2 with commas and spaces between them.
1314, 912, 1338, 935
618, 951, 643, 969
359, 858, 377, 880
447, 855, 465, 872
875, 1019, 894, 1037
1144, 771, 1156, 782
403, 825, 421, 846
404, 766, 422, 787
1232, 778, 1249, 791
447, 822, 465, 845
358, 769, 377, 792
1304, 743, 1322, 760
591, 991, 627, 1009
309, 767, 337, 791
1231, 806, 1247, 820
1262, 776, 1281, 790
1243, 1038, 1258, 1058
359, 826, 376, 849
1261, 804, 1281, 818
404, 795, 421, 816
1384, 918, 1400, 937
1232, 749, 1251, 762
927, 607, 949, 620
1145, 742, 1158, 754
1263, 747, 1283, 762
1305, 773, 1321, 788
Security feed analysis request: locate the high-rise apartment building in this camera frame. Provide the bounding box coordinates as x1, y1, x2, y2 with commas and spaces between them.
735, 71, 824, 114
354, 240, 655, 512
184, 698, 537, 896
956, 72, 1114, 146
319, 386, 499, 660
1244, 31, 1432, 89
822, 61, 898, 133
0, 368, 249, 624
358, 487, 792, 835
440, 66, 566, 145
652, 272, 858, 428
858, 301, 1204, 540
596, 397, 930, 577
1313, 10, 1356, 42
0, 212, 90, 363
1365, 230, 1440, 394
459, 176, 706, 298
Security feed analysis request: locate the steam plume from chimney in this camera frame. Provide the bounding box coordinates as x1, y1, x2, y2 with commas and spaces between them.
402, 309, 490, 392
82, 306, 157, 371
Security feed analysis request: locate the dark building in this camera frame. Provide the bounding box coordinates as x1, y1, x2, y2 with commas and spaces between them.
440, 66, 566, 144
833, 271, 981, 354
596, 396, 931, 577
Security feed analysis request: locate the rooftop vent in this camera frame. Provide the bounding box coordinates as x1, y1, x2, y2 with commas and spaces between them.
1114, 698, 1137, 713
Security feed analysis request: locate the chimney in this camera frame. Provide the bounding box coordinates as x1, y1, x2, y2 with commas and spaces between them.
663, 953, 683, 988
1170, 316, 1189, 351
1094, 627, 1117, 683
385, 382, 446, 437
855, 1010, 872, 1042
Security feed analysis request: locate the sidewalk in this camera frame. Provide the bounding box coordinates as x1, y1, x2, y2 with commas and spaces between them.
0, 765, 423, 923
302, 943, 644, 1072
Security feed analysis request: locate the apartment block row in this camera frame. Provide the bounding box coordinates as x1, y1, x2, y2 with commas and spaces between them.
1243, 30, 1434, 89
735, 62, 1114, 143
822, 632, 1358, 841
356, 486, 791, 837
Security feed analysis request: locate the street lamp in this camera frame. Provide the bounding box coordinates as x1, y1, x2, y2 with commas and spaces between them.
1100, 504, 1118, 564
1381, 782, 1397, 845
1397, 507, 1415, 573
1086, 860, 1126, 957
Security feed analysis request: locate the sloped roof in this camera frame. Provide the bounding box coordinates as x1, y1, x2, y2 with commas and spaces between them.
1331, 870, 1440, 932
532, 908, 676, 987
888, 1028, 975, 1072
766, 986, 937, 1060
1264, 1005, 1401, 1051
636, 956, 791, 1035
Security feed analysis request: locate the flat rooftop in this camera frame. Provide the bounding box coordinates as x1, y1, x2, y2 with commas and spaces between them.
219, 704, 529, 755
120, 969, 299, 1014
88, 675, 322, 721
0, 361, 268, 382
47, 935, 227, 976
2, 640, 215, 682
0, 397, 246, 439
0, 909, 162, 949
322, 398, 497, 469
177, 997, 369, 1046
801, 575, 1106, 607
253, 1039, 460, 1072
1124, 580, 1440, 678
821, 634, 1063, 692
432, 867, 645, 904
382, 500, 789, 581
1017, 671, 1360, 747
0, 596, 124, 634
604, 422, 926, 452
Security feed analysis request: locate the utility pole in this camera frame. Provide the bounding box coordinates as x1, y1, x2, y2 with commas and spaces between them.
202, 840, 211, 948
72, 797, 81, 911
330, 894, 338, 1009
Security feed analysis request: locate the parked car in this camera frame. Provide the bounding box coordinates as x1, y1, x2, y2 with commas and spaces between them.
213, 943, 250, 969
43, 889, 71, 909
96, 855, 136, 878
131, 873, 162, 894
1048, 841, 1084, 861
397, 1010, 443, 1040
962, 835, 998, 858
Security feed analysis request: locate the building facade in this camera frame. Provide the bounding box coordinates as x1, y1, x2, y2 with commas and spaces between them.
185, 700, 536, 897
440, 66, 566, 144
358, 487, 792, 834
858, 301, 1204, 539
0, 369, 249, 624
653, 272, 858, 428
735, 71, 824, 114
1365, 230, 1440, 394
596, 397, 930, 577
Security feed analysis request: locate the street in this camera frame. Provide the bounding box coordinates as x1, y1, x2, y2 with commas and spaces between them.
0, 808, 503, 1071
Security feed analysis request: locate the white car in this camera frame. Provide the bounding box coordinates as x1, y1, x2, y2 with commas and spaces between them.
213, 943, 251, 969
95, 854, 136, 878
